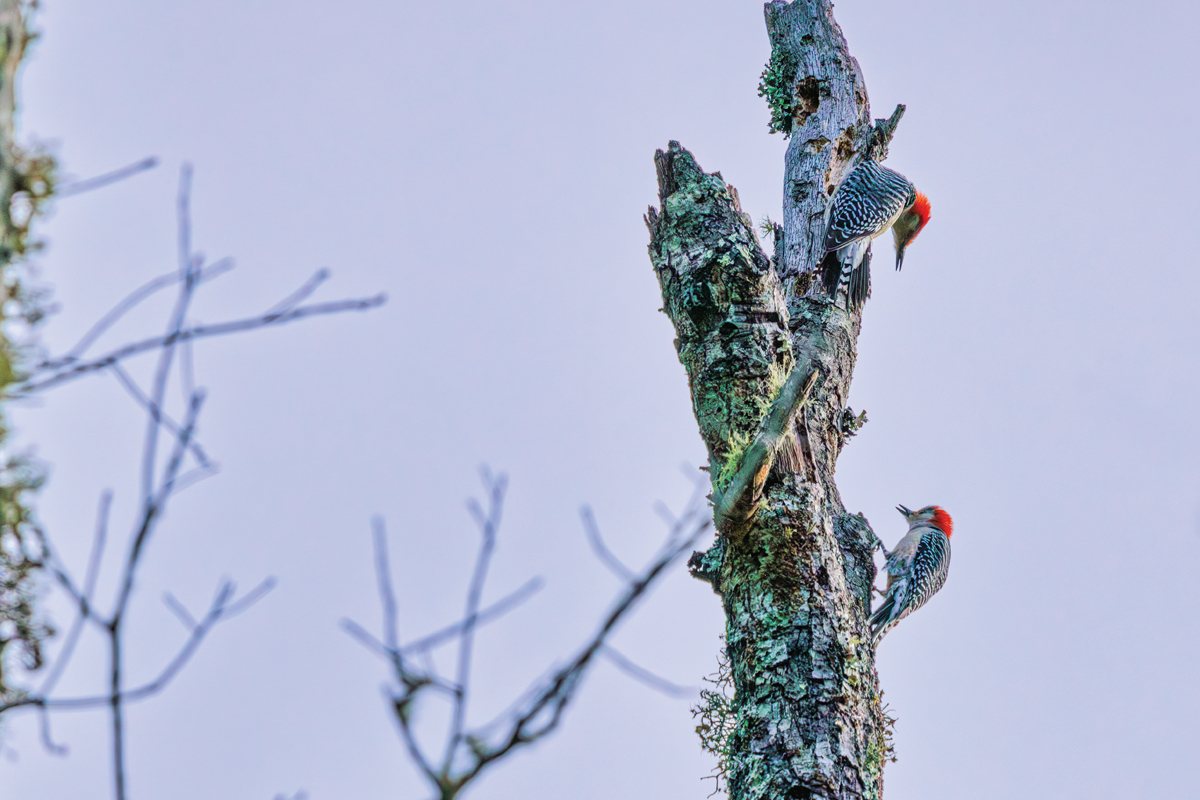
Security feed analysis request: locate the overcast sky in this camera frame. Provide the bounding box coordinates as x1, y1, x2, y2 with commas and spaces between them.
3, 1, 1200, 798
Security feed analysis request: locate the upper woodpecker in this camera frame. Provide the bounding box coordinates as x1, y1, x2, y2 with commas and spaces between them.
820, 160, 931, 310
870, 504, 952, 644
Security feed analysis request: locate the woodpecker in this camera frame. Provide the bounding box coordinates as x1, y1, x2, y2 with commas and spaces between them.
820, 160, 931, 310
870, 504, 952, 644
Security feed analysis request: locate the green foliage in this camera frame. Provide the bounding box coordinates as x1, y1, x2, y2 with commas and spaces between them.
0, 135, 58, 705
0, 454, 48, 705
4, 142, 57, 262
757, 49, 798, 137
692, 643, 737, 797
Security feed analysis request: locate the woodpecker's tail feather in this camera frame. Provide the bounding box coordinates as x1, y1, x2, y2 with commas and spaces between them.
821, 242, 870, 311
847, 248, 871, 311
869, 594, 896, 644
819, 250, 842, 300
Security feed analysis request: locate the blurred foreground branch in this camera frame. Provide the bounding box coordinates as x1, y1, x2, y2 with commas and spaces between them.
0, 163, 384, 800
343, 470, 710, 800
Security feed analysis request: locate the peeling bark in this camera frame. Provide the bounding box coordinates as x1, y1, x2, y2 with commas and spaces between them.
647, 2, 907, 797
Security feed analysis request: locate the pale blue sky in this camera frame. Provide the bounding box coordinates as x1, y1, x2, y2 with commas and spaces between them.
4, 1, 1199, 798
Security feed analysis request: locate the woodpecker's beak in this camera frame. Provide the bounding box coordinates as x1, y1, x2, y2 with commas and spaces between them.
896, 504, 913, 519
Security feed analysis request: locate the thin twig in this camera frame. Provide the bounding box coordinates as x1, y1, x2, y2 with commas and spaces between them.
40, 257, 234, 370
398, 577, 543, 656
36, 493, 113, 697
57, 157, 158, 198
350, 475, 710, 800
264, 268, 329, 316
372, 517, 399, 652
0, 577, 276, 715
112, 390, 204, 627
599, 645, 696, 698
162, 593, 198, 631
10, 294, 386, 397
109, 362, 209, 467
579, 506, 634, 581
37, 705, 66, 756
463, 518, 707, 782
445, 470, 506, 770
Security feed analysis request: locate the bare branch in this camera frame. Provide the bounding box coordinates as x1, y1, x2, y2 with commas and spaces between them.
579, 505, 634, 582
600, 645, 696, 698
40, 257, 234, 371
162, 593, 198, 632
264, 268, 330, 316
341, 577, 544, 664
388, 687, 440, 787
37, 706, 67, 756
220, 576, 277, 619
339, 618, 391, 659
164, 462, 220, 497
350, 475, 710, 800
57, 156, 158, 198
0, 577, 276, 716
112, 390, 205, 625
466, 520, 707, 780
36, 492, 113, 698
109, 362, 210, 467
445, 470, 507, 769
398, 577, 543, 656
10, 293, 387, 398
138, 166, 201, 516
0, 147, 384, 796
372, 516, 399, 652
179, 320, 197, 405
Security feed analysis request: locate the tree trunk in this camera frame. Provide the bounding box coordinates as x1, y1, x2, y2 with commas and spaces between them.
646, 2, 906, 797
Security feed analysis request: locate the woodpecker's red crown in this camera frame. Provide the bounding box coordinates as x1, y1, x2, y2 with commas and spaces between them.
928, 506, 953, 537
908, 192, 932, 241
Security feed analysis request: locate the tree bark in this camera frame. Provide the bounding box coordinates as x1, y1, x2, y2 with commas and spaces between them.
646, 2, 906, 797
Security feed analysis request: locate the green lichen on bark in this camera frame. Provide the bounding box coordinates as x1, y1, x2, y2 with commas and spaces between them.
646, 142, 795, 497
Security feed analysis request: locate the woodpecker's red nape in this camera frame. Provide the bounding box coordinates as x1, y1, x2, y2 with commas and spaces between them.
930, 506, 953, 537
910, 191, 932, 238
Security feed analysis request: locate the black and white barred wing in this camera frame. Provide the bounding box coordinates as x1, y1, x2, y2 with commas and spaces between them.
823, 161, 914, 253
901, 530, 951, 619
870, 529, 951, 644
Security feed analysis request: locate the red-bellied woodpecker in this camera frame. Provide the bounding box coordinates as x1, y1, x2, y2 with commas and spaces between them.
870, 504, 952, 644
819, 160, 932, 310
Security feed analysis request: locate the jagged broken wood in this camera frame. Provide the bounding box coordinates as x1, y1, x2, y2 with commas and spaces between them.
647, 1, 909, 798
